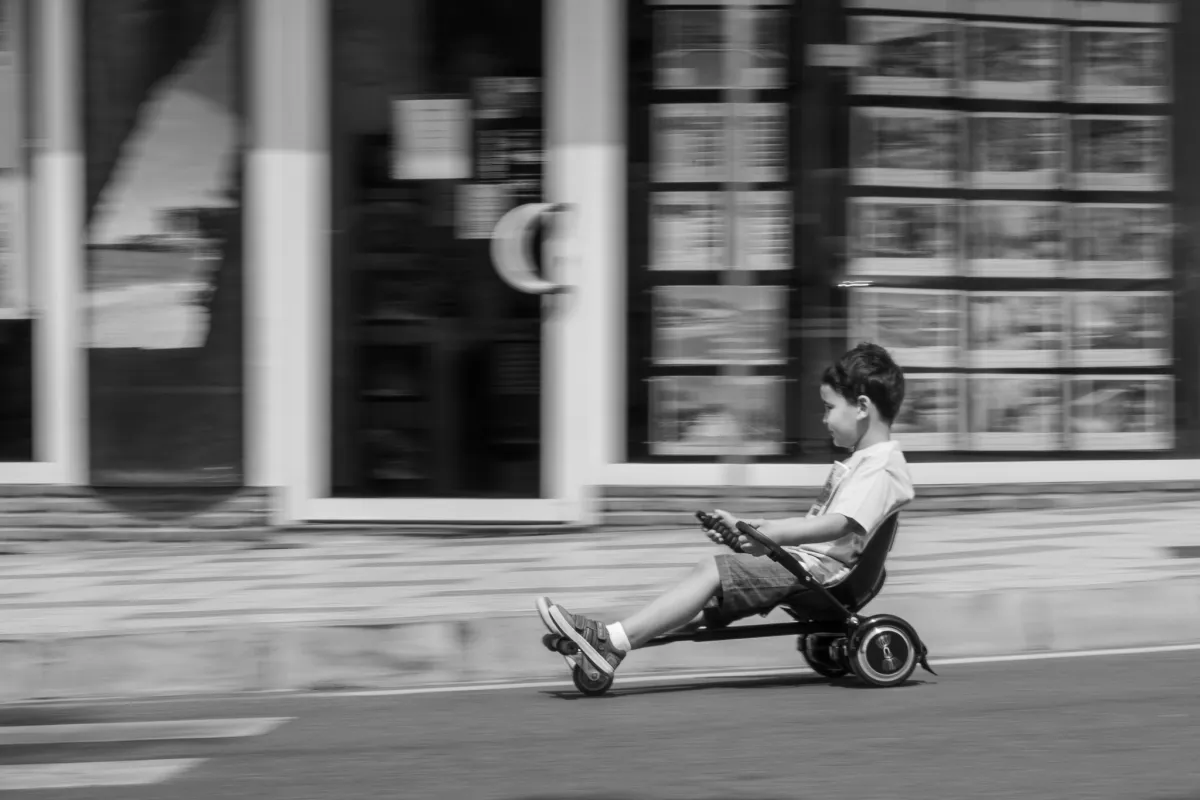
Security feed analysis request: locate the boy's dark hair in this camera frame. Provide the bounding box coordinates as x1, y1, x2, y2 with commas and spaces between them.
822, 342, 906, 424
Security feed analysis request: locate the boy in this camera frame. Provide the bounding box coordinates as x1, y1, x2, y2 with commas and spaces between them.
536, 342, 916, 678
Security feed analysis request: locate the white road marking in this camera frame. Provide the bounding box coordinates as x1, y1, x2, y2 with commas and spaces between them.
0, 717, 292, 746
0, 759, 203, 791
8, 642, 1200, 708
274, 642, 1200, 699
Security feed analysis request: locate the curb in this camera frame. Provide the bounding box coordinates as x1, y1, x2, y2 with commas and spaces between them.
2, 576, 1198, 703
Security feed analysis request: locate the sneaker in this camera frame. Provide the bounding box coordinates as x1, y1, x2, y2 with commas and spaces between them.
547, 602, 626, 677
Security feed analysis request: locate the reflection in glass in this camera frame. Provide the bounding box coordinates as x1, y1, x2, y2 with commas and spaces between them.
84, 0, 244, 485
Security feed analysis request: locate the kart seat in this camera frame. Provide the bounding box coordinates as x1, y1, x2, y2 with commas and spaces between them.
783, 512, 901, 619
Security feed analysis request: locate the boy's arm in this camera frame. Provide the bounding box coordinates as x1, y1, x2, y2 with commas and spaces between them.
760, 514, 859, 548
713, 509, 858, 550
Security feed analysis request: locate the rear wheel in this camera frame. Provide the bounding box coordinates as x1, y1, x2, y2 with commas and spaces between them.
800, 634, 849, 679
850, 623, 917, 687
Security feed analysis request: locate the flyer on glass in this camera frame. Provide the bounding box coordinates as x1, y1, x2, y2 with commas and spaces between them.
1068, 375, 1172, 451
850, 16, 957, 96
0, 191, 10, 314
969, 113, 1065, 189
1072, 27, 1169, 103
893, 373, 962, 451
653, 7, 788, 91
650, 191, 726, 271
1070, 291, 1171, 368
966, 201, 1064, 278
455, 183, 513, 240
736, 191, 792, 270
852, 107, 959, 187
391, 97, 471, 181
653, 104, 727, 184
1075, 0, 1174, 25
969, 374, 1065, 451
652, 285, 787, 366
648, 375, 785, 457
966, 22, 1062, 101
850, 287, 962, 369
968, 292, 1065, 369
736, 104, 787, 183
849, 197, 958, 277
1070, 203, 1170, 279
1072, 115, 1169, 191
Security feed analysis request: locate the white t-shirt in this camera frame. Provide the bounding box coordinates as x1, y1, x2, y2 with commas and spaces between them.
785, 440, 915, 585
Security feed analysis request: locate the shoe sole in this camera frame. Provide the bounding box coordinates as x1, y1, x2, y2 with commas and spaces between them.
534, 596, 557, 634
548, 605, 616, 677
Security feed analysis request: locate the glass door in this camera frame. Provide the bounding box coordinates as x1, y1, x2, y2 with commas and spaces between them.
318, 0, 570, 522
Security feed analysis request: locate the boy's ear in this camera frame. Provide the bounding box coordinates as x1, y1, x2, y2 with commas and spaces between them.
855, 395, 873, 420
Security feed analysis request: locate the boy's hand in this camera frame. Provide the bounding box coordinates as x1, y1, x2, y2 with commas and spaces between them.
713, 510, 773, 557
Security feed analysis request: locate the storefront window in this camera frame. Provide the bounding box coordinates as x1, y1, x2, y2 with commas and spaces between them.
627, 0, 1198, 464
329, 0, 545, 498
0, 0, 33, 462
82, 0, 245, 484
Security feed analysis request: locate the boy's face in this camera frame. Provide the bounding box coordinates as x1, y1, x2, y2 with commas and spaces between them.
820, 383, 865, 450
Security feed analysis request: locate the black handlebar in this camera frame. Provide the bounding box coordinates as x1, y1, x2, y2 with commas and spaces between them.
734, 521, 818, 587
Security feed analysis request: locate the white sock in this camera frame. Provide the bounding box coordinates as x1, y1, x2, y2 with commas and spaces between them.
608, 622, 632, 653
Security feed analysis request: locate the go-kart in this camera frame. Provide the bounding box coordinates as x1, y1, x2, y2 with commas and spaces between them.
541, 511, 935, 696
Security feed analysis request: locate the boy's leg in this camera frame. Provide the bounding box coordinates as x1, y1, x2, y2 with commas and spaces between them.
541, 556, 722, 676
619, 555, 722, 649
540, 554, 806, 675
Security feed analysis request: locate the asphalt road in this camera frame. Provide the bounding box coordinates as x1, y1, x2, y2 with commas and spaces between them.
2, 650, 1198, 800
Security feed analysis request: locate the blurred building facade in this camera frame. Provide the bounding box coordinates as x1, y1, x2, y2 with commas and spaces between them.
0, 0, 1197, 528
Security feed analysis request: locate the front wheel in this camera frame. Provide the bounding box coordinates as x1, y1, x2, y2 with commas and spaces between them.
850, 623, 917, 687
572, 666, 614, 696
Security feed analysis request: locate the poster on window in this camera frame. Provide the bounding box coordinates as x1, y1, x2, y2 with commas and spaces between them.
650, 191, 726, 271
654, 7, 788, 90
652, 286, 787, 366
736, 191, 791, 270
456, 183, 513, 240
653, 104, 726, 184
852, 107, 959, 187
1068, 375, 1172, 451
736, 103, 787, 183
1070, 291, 1171, 368
391, 97, 471, 181
850, 288, 962, 369
969, 374, 1065, 451
1072, 115, 1169, 191
849, 197, 958, 277
965, 22, 1062, 101
968, 292, 1065, 369
850, 16, 956, 96
0, 188, 10, 314
969, 113, 1064, 189
893, 373, 962, 451
1071, 203, 1170, 280
649, 375, 785, 457
1072, 28, 1169, 103
1076, 1, 1174, 27
966, 201, 1064, 278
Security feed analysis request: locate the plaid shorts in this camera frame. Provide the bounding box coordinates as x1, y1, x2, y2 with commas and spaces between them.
704, 552, 832, 628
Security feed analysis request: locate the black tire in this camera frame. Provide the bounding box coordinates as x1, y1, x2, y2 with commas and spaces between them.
800, 635, 849, 679
541, 633, 560, 652
850, 623, 917, 687
572, 666, 614, 696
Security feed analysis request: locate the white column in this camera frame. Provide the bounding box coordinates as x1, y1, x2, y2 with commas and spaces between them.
32, 0, 86, 484
245, 0, 328, 523
546, 0, 625, 523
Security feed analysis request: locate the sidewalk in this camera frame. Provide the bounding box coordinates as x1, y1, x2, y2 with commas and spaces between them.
1, 501, 1198, 702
